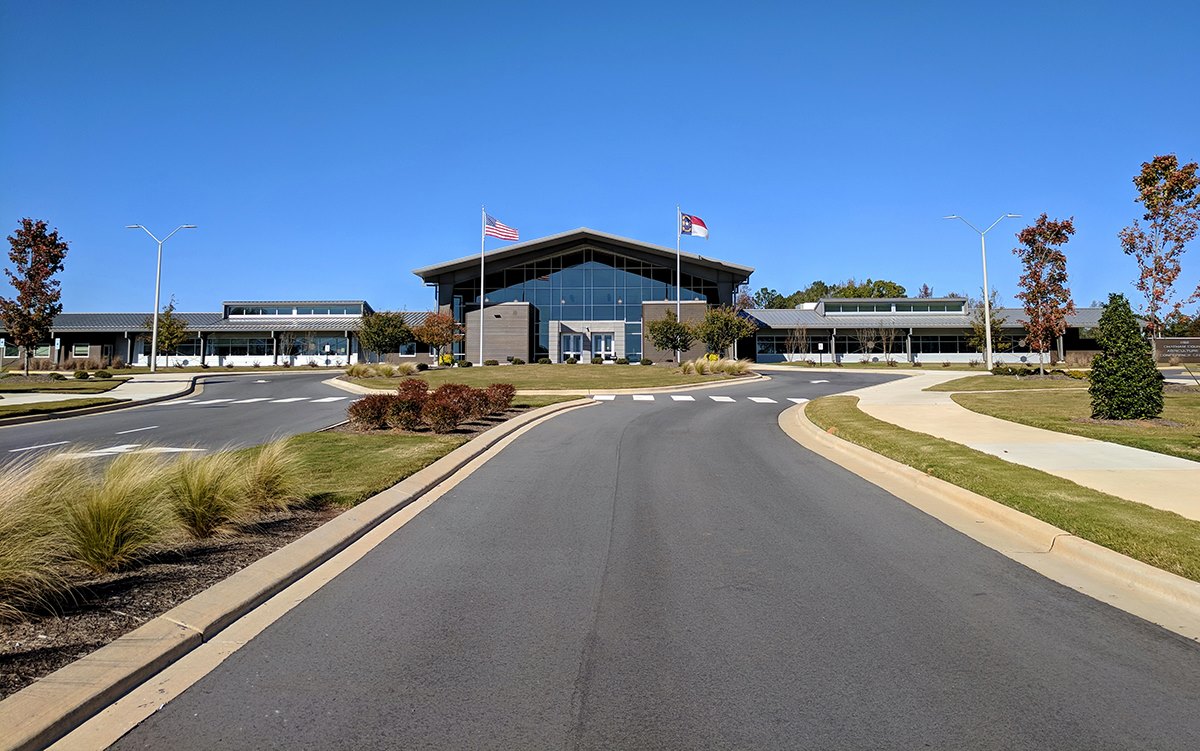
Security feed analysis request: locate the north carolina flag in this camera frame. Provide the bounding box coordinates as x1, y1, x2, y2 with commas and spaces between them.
680, 213, 708, 238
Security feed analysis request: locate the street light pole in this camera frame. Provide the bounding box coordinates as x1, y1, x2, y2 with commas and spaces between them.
126, 224, 196, 373
943, 213, 1020, 371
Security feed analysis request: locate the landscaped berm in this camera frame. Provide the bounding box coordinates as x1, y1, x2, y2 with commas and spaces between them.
343, 359, 753, 391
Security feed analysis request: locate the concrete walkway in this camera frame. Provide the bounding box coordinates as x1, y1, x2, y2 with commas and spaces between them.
844, 372, 1200, 522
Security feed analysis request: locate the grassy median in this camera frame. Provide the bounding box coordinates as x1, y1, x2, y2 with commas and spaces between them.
926, 374, 1089, 392
805, 395, 1200, 582
0, 376, 129, 394
0, 397, 124, 418
348, 363, 743, 391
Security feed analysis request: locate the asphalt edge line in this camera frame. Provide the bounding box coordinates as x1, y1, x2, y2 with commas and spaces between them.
0, 398, 595, 751
777, 402, 1200, 639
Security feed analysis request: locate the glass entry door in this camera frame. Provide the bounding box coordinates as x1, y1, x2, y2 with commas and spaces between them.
593, 332, 615, 360
561, 334, 583, 361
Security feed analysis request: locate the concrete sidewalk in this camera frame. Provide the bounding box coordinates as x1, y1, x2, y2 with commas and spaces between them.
0, 373, 198, 408
844, 373, 1200, 522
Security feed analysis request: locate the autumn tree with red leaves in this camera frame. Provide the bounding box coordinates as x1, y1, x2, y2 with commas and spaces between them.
1, 219, 69, 376
412, 311, 463, 364
1013, 214, 1076, 375
1119, 154, 1200, 338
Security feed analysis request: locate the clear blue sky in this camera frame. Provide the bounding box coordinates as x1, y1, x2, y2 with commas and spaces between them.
3, 1, 1198, 313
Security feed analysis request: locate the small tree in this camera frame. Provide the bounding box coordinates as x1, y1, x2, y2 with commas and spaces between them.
1119, 154, 1200, 339
0, 219, 69, 375
358, 311, 414, 361
878, 327, 900, 363
693, 306, 756, 357
276, 331, 300, 365
1014, 214, 1077, 374
966, 288, 1012, 357
1089, 293, 1163, 419
852, 328, 878, 360
785, 326, 809, 361
142, 296, 189, 367
412, 311, 463, 363
645, 310, 695, 359
917, 283, 934, 298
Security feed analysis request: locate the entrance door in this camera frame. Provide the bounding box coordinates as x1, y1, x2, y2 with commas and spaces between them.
593, 332, 615, 360
561, 334, 583, 361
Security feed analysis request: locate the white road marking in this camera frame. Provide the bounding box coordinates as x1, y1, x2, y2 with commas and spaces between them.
710, 396, 736, 403
310, 396, 348, 403
232, 397, 271, 403
592, 395, 616, 401
8, 440, 69, 453
167, 399, 197, 405
56, 445, 205, 459
788, 398, 810, 404
632, 395, 654, 401
670, 395, 695, 401
254, 379, 269, 383
810, 379, 830, 384
115, 425, 158, 435
748, 397, 777, 403
138, 447, 206, 455
270, 397, 309, 403
192, 398, 234, 405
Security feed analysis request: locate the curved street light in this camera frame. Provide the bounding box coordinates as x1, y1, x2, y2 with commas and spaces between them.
943, 213, 1020, 370
126, 224, 197, 373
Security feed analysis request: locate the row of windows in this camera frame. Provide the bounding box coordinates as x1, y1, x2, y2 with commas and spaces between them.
824, 302, 965, 314
226, 305, 362, 316
139, 336, 351, 357
756, 333, 985, 355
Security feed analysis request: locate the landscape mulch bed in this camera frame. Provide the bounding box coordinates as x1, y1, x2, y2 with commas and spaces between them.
0, 506, 342, 699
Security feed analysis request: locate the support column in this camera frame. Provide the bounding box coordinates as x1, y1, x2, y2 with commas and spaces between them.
199, 333, 207, 367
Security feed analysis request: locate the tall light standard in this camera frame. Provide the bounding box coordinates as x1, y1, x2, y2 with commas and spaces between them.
126, 224, 196, 373
943, 213, 1020, 370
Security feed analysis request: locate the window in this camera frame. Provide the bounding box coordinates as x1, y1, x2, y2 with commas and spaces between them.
35, 344, 51, 358
398, 341, 417, 357
72, 343, 90, 358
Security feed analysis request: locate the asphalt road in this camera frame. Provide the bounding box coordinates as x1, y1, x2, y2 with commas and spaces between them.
114, 370, 1200, 749
0, 372, 353, 457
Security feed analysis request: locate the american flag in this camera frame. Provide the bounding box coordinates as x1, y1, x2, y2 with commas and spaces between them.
484, 214, 519, 241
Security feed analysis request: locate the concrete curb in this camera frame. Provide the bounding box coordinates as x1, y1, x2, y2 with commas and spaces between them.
778, 401, 1200, 634
326, 372, 768, 397
0, 398, 594, 751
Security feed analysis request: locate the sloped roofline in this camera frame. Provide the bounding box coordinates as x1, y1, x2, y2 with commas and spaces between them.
412, 227, 755, 280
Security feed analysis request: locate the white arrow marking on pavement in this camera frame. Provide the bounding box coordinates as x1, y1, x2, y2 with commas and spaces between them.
748, 397, 777, 403
192, 398, 234, 405
810, 379, 830, 384
8, 440, 69, 453
270, 397, 310, 403
710, 396, 736, 403
138, 447, 206, 454
788, 398, 810, 404
632, 395, 654, 401
670, 395, 695, 401
592, 395, 616, 401
232, 397, 271, 403
115, 425, 158, 435
310, 396, 348, 403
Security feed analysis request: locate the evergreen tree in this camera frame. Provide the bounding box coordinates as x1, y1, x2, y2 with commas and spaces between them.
142, 296, 189, 366
1089, 293, 1163, 419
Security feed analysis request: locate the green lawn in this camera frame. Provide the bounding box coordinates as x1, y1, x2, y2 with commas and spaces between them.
805, 395, 1200, 582
926, 374, 1089, 392
0, 397, 124, 418
347, 363, 743, 391
0, 376, 129, 393
952, 388, 1200, 462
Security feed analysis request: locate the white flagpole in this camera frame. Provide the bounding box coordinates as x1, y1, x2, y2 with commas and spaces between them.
675, 205, 682, 321
479, 206, 486, 365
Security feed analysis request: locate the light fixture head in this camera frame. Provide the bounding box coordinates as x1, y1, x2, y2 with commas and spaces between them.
1005, 213, 1021, 218
125, 224, 141, 229
182, 224, 198, 228
942, 215, 959, 220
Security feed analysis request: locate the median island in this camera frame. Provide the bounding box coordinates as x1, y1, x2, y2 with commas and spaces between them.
342, 359, 754, 391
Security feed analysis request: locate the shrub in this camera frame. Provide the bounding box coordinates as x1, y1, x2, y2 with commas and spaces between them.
942, 361, 951, 368
1089, 293, 1163, 419
280, 361, 290, 368
537, 357, 552, 365
63, 453, 175, 573
1168, 355, 1181, 366
912, 360, 923, 367
484, 359, 499, 366
306, 360, 319, 368
616, 358, 629, 365
566, 357, 578, 365
968, 359, 981, 368
485, 383, 516, 414
511, 358, 525, 365
422, 387, 468, 433
416, 362, 429, 371
640, 358, 653, 366
252, 361, 261, 368
242, 440, 303, 511
389, 380, 429, 430
49, 372, 65, 380
74, 370, 90, 379
347, 394, 395, 430
591, 356, 603, 365
886, 359, 899, 367
226, 363, 236, 369
164, 452, 250, 539
458, 360, 473, 368
94, 370, 112, 379
112, 357, 126, 369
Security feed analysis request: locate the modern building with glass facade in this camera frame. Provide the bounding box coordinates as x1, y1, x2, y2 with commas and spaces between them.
413, 228, 754, 363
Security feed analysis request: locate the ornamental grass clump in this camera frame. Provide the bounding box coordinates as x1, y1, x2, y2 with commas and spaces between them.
242, 440, 304, 511
374, 363, 396, 378
164, 451, 251, 538
1089, 293, 1164, 419
62, 453, 176, 574
0, 456, 73, 619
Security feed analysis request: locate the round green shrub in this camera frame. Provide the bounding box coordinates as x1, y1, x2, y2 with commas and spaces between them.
73, 370, 90, 380
458, 360, 473, 368
94, 370, 112, 379
484, 359, 499, 366
49, 372, 66, 380
640, 358, 653, 366
591, 356, 604, 365
616, 358, 629, 365
537, 357, 552, 365
511, 357, 525, 365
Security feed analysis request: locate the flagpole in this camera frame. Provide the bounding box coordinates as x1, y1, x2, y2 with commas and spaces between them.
479, 206, 486, 365
675, 205, 681, 321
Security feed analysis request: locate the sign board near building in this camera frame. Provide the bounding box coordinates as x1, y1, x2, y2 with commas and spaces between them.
1158, 337, 1200, 363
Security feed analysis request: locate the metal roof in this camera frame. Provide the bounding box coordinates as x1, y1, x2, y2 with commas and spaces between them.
222, 300, 370, 307
412, 227, 755, 280
48, 312, 223, 332
745, 307, 1106, 330
8, 310, 434, 334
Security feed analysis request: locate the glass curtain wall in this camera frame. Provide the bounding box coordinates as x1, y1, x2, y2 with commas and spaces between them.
451, 248, 717, 359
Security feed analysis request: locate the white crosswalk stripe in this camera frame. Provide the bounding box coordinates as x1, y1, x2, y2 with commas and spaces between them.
709, 396, 736, 402
632, 394, 654, 401
191, 398, 234, 405
592, 395, 616, 401
269, 397, 310, 403
670, 395, 695, 401
810, 379, 830, 384
788, 397, 810, 404
310, 396, 348, 403
167, 399, 197, 405
747, 397, 777, 403
232, 397, 271, 404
